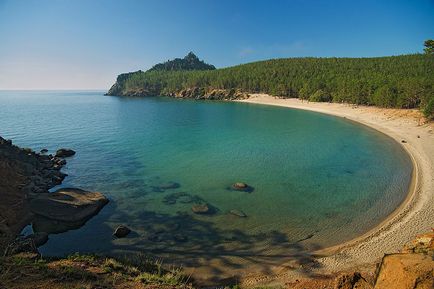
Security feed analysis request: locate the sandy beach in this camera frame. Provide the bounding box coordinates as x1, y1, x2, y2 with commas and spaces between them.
236, 94, 434, 285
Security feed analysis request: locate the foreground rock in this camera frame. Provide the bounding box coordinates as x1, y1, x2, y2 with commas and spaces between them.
0, 137, 68, 249
374, 231, 434, 289
113, 225, 131, 238
375, 253, 433, 289
30, 188, 108, 223
55, 148, 76, 158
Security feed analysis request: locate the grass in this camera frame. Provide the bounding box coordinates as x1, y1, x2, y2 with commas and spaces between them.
0, 252, 193, 289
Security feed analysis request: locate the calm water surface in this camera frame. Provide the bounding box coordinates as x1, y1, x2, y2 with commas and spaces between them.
0, 91, 412, 271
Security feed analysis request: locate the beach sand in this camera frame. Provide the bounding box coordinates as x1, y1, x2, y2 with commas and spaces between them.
236, 94, 434, 286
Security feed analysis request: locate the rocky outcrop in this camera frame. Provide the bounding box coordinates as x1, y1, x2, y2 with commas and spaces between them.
0, 137, 108, 252
0, 137, 68, 248
374, 231, 434, 289
374, 254, 433, 289
29, 188, 108, 223
169, 87, 249, 100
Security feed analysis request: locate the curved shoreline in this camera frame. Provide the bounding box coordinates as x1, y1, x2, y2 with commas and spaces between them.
236, 94, 434, 284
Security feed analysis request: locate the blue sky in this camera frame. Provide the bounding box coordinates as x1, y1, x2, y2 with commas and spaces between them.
0, 0, 433, 89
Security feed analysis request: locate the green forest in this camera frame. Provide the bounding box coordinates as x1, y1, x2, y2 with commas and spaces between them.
107, 53, 434, 118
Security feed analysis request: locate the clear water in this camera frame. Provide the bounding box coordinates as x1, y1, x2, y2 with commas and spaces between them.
0, 91, 412, 272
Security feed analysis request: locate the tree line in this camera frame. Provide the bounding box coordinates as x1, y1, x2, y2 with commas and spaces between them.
116, 53, 434, 118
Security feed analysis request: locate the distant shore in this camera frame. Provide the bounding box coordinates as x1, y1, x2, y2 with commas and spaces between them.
236, 94, 434, 285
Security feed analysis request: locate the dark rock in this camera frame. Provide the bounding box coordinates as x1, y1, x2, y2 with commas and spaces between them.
229, 209, 247, 218
55, 148, 76, 158
191, 203, 210, 214
113, 225, 131, 238
401, 140, 407, 143
40, 149, 48, 154
27, 232, 49, 247
334, 272, 365, 289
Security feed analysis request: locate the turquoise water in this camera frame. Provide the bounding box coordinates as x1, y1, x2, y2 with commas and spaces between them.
0, 91, 412, 270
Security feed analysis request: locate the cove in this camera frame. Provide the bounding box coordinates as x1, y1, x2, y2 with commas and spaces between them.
0, 91, 412, 276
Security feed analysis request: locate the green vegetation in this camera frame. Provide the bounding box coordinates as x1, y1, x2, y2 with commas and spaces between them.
108, 53, 434, 118
0, 253, 192, 289
424, 39, 434, 55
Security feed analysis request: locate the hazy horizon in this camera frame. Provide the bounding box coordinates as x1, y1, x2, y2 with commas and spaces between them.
1, 0, 433, 90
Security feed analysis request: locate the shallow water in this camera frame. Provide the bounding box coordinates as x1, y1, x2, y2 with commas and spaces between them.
0, 91, 412, 271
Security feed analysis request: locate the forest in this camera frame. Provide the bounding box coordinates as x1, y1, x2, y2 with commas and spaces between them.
107, 53, 434, 118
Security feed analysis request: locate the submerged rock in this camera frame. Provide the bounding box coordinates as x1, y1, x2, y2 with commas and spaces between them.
158, 182, 180, 190
229, 209, 247, 218
113, 225, 131, 238
55, 148, 76, 158
191, 203, 210, 214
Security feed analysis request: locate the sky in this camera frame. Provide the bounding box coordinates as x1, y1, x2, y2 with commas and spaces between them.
0, 0, 433, 90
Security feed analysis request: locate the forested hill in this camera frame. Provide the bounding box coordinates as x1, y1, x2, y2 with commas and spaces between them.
106, 54, 434, 118
149, 52, 216, 72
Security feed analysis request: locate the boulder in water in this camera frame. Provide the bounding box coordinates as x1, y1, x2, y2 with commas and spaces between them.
231, 182, 253, 192
55, 148, 76, 158
113, 225, 131, 238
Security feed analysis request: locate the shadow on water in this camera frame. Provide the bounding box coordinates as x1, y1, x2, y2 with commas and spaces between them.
99, 199, 323, 286
36, 155, 323, 286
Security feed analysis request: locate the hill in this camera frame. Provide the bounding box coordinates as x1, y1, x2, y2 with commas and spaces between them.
148, 52, 216, 72
106, 54, 434, 118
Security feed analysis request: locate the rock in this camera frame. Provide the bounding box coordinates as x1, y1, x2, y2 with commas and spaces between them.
232, 182, 248, 190
29, 188, 109, 223
231, 182, 253, 192
40, 149, 48, 154
401, 140, 407, 143
23, 148, 33, 154
334, 272, 371, 289
402, 231, 434, 254
229, 209, 247, 218
374, 253, 434, 289
191, 203, 210, 214
113, 225, 131, 238
55, 148, 76, 158
158, 182, 180, 190
27, 232, 49, 247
